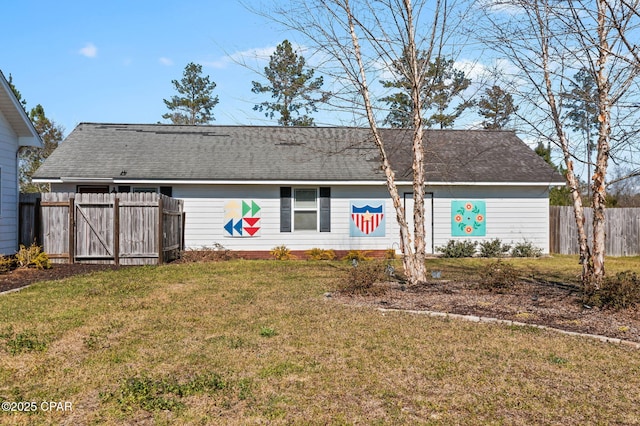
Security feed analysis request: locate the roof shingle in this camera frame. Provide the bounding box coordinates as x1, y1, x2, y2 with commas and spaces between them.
34, 123, 564, 184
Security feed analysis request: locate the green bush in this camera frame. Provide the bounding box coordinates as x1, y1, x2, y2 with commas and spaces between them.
510, 241, 542, 258
437, 240, 477, 258
478, 239, 511, 258
338, 261, 387, 296
479, 259, 519, 290
586, 271, 640, 310
305, 248, 336, 260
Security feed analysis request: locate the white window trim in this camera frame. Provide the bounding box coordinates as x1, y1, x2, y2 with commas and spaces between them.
293, 187, 319, 232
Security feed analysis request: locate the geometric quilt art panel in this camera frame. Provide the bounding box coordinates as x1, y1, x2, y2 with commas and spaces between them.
350, 200, 385, 237
224, 200, 261, 237
451, 200, 486, 237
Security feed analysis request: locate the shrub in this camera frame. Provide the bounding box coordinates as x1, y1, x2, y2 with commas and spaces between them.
385, 248, 397, 260
479, 259, 519, 290
437, 240, 477, 258
15, 244, 51, 269
179, 243, 231, 262
478, 239, 511, 258
305, 248, 336, 260
338, 261, 387, 296
270, 245, 296, 261
510, 241, 542, 258
341, 250, 373, 262
0, 255, 16, 274
586, 271, 640, 310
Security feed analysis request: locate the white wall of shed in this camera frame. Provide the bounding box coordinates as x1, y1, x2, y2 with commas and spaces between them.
49, 182, 552, 254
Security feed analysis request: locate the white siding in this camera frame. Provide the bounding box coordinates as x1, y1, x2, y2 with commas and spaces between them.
175, 184, 400, 252
431, 185, 550, 254
50, 182, 552, 254
0, 111, 19, 255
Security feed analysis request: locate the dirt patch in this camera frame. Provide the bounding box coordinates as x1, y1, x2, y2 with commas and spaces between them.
332, 278, 640, 344
0, 264, 120, 294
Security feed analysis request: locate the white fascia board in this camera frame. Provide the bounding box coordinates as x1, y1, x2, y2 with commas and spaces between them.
429, 181, 566, 187
32, 178, 63, 183
18, 135, 43, 147
35, 177, 565, 187
112, 179, 564, 187
61, 177, 114, 183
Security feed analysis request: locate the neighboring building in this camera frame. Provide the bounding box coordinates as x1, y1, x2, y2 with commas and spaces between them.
33, 123, 564, 257
0, 71, 42, 255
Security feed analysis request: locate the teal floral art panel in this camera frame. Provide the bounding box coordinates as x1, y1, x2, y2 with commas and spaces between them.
451, 200, 486, 236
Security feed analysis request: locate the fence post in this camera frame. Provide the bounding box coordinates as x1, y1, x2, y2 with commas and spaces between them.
157, 196, 164, 265
114, 197, 120, 266
68, 195, 75, 264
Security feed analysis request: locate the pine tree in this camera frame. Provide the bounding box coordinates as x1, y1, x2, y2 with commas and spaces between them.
20, 105, 64, 192
6, 73, 27, 110
251, 40, 329, 126
381, 54, 472, 128
163, 63, 219, 125
477, 85, 517, 129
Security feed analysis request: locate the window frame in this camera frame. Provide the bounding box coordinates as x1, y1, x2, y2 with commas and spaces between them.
293, 188, 319, 231
132, 187, 159, 193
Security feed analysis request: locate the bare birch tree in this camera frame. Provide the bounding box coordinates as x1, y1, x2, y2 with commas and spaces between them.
258, 0, 471, 285
476, 0, 640, 291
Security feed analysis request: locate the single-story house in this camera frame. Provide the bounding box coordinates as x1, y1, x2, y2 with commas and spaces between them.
0, 70, 42, 255
33, 123, 564, 257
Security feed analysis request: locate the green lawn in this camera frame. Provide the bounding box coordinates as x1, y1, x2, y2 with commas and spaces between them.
1, 258, 639, 425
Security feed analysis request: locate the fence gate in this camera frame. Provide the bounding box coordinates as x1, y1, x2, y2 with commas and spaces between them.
37, 192, 183, 265
74, 195, 117, 263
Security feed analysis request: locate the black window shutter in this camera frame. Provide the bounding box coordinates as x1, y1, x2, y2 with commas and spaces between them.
160, 186, 173, 197
319, 187, 331, 232
280, 187, 292, 232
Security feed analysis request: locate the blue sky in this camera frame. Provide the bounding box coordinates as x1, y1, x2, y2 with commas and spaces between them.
1, 0, 305, 136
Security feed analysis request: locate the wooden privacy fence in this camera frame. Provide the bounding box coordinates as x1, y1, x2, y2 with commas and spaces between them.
550, 206, 640, 256
21, 192, 184, 265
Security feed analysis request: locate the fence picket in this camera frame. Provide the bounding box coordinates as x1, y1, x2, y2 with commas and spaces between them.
550, 206, 640, 256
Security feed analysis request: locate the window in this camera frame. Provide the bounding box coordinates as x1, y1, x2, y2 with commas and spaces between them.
77, 185, 109, 193
280, 187, 330, 233
294, 188, 318, 231
132, 187, 158, 193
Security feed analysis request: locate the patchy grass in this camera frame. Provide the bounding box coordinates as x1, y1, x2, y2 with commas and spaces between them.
425, 254, 640, 286
0, 258, 639, 424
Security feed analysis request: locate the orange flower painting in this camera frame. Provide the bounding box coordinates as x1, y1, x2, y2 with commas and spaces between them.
451, 200, 486, 237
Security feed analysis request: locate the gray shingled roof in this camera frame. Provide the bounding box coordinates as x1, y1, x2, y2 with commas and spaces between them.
34, 123, 564, 184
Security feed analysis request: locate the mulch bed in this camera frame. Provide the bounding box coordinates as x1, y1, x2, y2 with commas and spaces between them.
0, 264, 120, 294
333, 278, 640, 344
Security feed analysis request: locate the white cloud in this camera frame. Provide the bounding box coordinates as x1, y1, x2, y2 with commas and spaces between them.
204, 46, 277, 69
78, 43, 98, 58
159, 57, 173, 66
